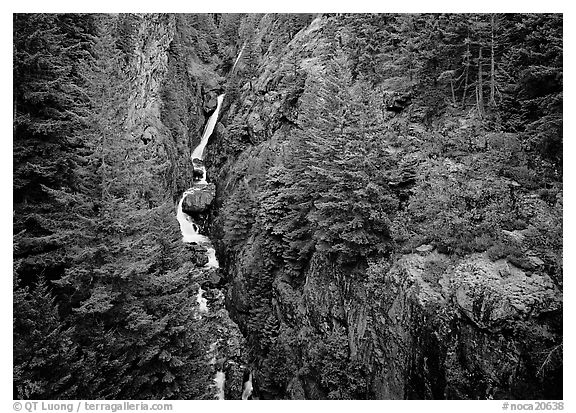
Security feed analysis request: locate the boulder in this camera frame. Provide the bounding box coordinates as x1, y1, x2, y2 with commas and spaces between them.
248, 112, 265, 135
201, 272, 223, 288
527, 255, 545, 268
203, 91, 219, 113
181, 183, 216, 214
384, 91, 412, 113
192, 158, 205, 181
502, 229, 526, 245
203, 76, 224, 93
415, 244, 434, 254
187, 243, 209, 267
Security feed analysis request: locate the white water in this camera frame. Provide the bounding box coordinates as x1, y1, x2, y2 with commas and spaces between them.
175, 94, 225, 271
192, 94, 225, 160
241, 371, 253, 400
214, 371, 226, 400
206, 247, 219, 268
196, 287, 209, 313
175, 93, 226, 399
196, 169, 208, 185
206, 341, 225, 399
176, 195, 210, 244
231, 43, 246, 74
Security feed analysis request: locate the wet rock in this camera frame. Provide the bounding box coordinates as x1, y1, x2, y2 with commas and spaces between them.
201, 272, 223, 288
187, 243, 209, 267
182, 183, 216, 214
192, 158, 205, 181
203, 91, 219, 113
201, 76, 225, 113
385, 91, 412, 113
415, 244, 434, 254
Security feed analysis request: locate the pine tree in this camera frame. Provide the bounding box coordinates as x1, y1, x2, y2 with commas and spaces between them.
13, 274, 81, 399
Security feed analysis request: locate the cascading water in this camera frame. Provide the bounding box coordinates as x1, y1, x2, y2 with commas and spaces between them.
192, 94, 225, 160
176, 94, 225, 271
175, 92, 226, 399
213, 371, 226, 400
231, 43, 246, 74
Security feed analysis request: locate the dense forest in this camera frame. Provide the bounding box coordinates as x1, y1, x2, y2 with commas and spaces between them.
13, 13, 562, 400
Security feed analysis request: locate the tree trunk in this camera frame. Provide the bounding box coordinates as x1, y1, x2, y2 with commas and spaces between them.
13, 91, 17, 133
462, 42, 470, 106
477, 47, 484, 117
490, 14, 497, 107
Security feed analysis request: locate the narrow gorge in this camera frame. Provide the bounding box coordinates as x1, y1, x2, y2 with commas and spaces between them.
13, 13, 563, 401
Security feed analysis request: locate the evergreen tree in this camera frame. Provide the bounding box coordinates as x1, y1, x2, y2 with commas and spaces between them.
13, 275, 81, 399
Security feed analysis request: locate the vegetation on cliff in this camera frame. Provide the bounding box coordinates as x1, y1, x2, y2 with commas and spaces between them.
13, 13, 562, 400
13, 13, 243, 399
212, 13, 562, 399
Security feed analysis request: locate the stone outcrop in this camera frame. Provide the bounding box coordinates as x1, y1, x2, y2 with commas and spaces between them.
202, 76, 225, 113
203, 91, 220, 114
187, 243, 209, 267
192, 158, 205, 181
385, 91, 412, 113
247, 250, 562, 399
182, 183, 216, 214
367, 252, 562, 399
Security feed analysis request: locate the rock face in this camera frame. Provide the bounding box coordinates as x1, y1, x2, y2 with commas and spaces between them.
232, 250, 562, 399
192, 158, 205, 181
199, 15, 562, 400
202, 76, 225, 113
182, 183, 216, 214
367, 252, 562, 399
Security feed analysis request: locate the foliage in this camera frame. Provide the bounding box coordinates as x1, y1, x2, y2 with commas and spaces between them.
13, 14, 226, 400
13, 12, 563, 400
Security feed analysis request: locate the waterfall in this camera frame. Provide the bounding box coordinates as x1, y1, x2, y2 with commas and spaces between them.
231, 43, 246, 74
241, 370, 253, 400
214, 371, 226, 400
176, 194, 209, 244
175, 195, 219, 270
176, 93, 226, 399
192, 94, 225, 160
175, 93, 225, 270
196, 287, 208, 314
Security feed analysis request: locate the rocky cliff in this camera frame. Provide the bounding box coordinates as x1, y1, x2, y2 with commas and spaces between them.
203, 14, 563, 400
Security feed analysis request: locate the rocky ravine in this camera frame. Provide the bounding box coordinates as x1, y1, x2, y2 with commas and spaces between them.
131, 14, 561, 400
127, 14, 249, 399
